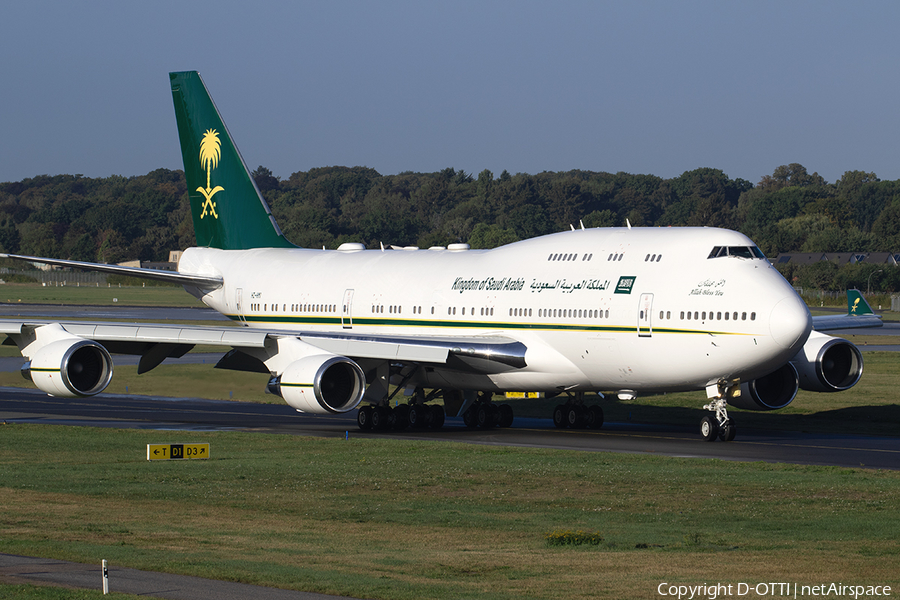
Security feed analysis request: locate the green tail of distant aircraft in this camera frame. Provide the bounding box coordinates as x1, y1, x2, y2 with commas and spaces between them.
847, 289, 875, 316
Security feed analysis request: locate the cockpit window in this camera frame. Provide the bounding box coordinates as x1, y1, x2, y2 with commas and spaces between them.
708, 246, 766, 259
729, 246, 754, 259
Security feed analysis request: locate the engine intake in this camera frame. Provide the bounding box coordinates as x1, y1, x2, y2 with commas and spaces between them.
735, 362, 799, 411
267, 354, 365, 414
23, 338, 113, 398
791, 331, 863, 392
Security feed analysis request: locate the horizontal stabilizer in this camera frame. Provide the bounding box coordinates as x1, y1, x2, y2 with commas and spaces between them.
0, 253, 223, 289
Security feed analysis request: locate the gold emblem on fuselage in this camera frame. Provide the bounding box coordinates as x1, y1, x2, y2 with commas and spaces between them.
197, 129, 224, 219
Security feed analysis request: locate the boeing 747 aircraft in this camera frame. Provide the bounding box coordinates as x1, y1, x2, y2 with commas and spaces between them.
0, 71, 881, 441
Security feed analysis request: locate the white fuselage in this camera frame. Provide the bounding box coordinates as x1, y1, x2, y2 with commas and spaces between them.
178, 227, 812, 395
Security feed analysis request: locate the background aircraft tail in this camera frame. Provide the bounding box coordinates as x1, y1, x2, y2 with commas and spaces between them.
170, 71, 294, 250
847, 289, 875, 315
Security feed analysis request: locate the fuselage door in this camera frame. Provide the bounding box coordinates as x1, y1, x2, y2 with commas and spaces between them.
342, 289, 354, 329
638, 292, 653, 338
236, 288, 246, 324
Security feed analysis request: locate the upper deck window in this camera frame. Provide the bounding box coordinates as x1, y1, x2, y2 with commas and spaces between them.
708, 246, 766, 260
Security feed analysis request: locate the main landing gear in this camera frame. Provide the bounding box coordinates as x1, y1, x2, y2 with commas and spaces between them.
357, 401, 445, 431
357, 385, 446, 431
700, 381, 738, 442
552, 392, 604, 430
357, 389, 517, 432
462, 392, 514, 429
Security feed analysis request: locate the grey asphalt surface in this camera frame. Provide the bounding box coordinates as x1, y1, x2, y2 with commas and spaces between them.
0, 553, 353, 599
1, 386, 898, 469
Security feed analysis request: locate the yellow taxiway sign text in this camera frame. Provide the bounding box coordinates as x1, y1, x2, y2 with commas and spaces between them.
147, 443, 210, 461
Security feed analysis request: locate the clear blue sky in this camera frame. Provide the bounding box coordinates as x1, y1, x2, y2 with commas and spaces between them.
2, 1, 898, 185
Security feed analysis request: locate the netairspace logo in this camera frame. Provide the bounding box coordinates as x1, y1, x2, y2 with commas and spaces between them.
657, 582, 892, 599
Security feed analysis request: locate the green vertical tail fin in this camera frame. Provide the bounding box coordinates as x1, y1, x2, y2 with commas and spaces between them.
847, 289, 874, 315
170, 71, 294, 250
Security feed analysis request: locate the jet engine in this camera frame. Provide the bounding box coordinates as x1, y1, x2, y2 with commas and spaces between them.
22, 338, 113, 398
267, 353, 365, 414
735, 362, 799, 411
734, 331, 863, 411
791, 331, 863, 392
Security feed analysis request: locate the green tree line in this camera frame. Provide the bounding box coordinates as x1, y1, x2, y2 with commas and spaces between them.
2, 163, 899, 291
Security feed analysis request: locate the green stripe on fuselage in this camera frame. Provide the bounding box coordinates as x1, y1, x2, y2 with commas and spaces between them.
226, 314, 743, 336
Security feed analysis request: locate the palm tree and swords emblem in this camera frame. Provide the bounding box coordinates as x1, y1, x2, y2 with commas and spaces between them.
197, 129, 224, 219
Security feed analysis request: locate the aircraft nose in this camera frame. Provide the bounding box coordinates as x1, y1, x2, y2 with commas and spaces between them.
769, 294, 812, 350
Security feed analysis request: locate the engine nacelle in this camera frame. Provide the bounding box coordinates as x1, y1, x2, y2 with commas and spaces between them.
735, 362, 799, 411
23, 338, 113, 398
790, 331, 863, 392
267, 354, 365, 414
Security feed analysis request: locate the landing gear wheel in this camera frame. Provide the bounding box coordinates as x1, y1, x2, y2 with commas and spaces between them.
429, 404, 445, 429
357, 406, 373, 430
588, 405, 604, 429
408, 404, 426, 428
718, 419, 736, 442
371, 406, 389, 430
476, 404, 491, 428
498, 403, 514, 428
553, 405, 567, 428
700, 415, 719, 442
392, 405, 410, 430
566, 406, 585, 429
463, 405, 477, 428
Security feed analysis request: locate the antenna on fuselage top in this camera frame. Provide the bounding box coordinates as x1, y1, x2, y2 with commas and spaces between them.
579, 220, 585, 230
626, 219, 632, 229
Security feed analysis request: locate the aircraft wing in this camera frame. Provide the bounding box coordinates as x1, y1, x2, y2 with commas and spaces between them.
811, 289, 883, 332
0, 319, 526, 376
811, 314, 883, 331
0, 253, 223, 289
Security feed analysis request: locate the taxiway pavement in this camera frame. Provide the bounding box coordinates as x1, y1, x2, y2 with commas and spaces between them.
1, 387, 897, 470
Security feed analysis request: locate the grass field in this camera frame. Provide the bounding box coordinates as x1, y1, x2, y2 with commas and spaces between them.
0, 425, 898, 600
0, 585, 146, 599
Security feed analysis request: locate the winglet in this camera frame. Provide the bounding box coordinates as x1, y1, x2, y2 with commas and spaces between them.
847, 289, 874, 316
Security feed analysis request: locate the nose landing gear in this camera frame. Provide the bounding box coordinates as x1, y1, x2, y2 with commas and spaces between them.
701, 381, 738, 442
